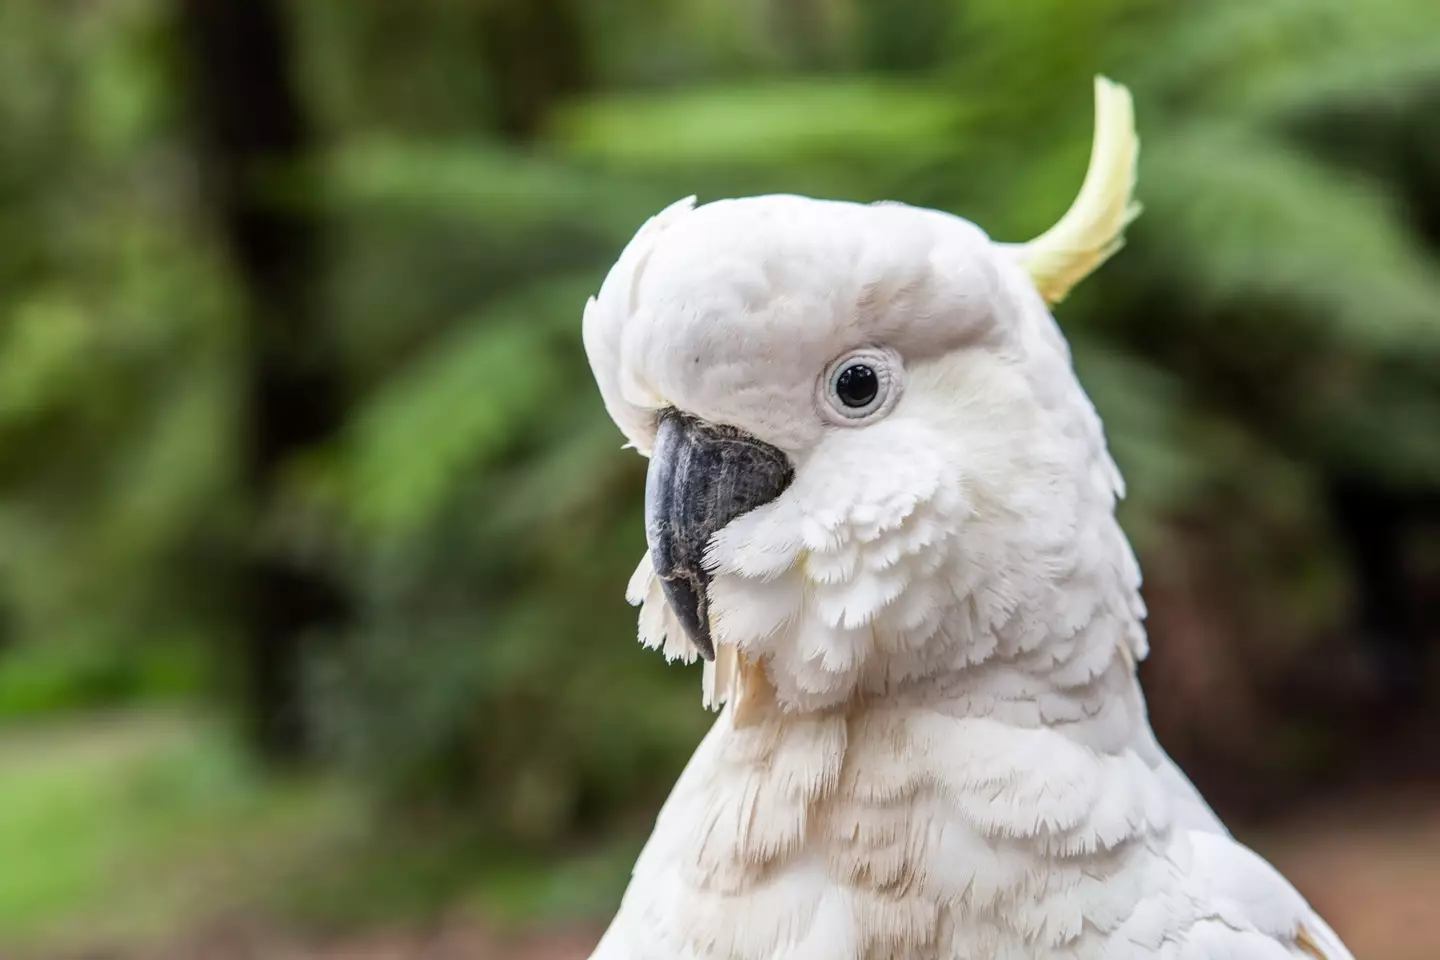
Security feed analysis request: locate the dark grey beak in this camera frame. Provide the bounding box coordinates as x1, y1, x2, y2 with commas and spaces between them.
645, 410, 794, 661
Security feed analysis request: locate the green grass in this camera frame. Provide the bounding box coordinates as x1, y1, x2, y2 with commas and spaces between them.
0, 710, 358, 954
0, 709, 634, 956
0, 642, 204, 721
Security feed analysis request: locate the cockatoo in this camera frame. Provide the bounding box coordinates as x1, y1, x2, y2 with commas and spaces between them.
582, 77, 1354, 960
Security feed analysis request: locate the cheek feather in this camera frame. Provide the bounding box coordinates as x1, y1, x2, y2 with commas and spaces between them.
708, 574, 802, 647
699, 424, 964, 711
813, 567, 911, 631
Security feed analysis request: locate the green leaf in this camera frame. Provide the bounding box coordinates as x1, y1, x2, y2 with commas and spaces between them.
323, 137, 672, 243
1142, 0, 1440, 113
342, 276, 596, 534
1143, 128, 1440, 352
549, 78, 970, 169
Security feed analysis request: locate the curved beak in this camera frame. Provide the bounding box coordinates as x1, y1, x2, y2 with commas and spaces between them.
644, 410, 794, 661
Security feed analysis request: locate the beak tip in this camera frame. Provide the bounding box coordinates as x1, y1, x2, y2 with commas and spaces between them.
693, 632, 717, 663
658, 574, 716, 662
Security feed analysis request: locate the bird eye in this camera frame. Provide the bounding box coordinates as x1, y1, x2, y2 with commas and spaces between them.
818, 347, 902, 425
834, 364, 879, 408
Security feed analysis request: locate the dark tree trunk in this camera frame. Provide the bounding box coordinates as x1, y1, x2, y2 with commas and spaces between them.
853, 0, 955, 72
475, 0, 588, 141
770, 0, 836, 70
175, 0, 347, 763
1327, 478, 1438, 710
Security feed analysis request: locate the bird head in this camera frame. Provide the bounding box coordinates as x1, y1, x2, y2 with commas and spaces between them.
584, 78, 1145, 713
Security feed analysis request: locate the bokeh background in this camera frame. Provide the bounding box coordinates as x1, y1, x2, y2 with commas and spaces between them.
1, 0, 1438, 957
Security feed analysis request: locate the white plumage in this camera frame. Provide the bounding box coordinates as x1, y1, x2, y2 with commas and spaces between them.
583, 78, 1352, 960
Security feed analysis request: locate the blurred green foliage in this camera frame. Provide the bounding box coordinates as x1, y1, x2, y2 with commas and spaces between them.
1, 0, 1438, 856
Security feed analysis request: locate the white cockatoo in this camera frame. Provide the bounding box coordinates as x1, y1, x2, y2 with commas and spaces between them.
581, 77, 1354, 960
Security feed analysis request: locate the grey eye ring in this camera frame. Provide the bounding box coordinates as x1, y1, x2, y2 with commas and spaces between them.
817, 347, 903, 425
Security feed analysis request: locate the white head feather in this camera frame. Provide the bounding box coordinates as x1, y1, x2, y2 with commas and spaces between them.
586, 76, 1144, 714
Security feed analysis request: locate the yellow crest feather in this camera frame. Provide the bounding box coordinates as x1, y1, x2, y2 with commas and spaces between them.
1017, 76, 1141, 305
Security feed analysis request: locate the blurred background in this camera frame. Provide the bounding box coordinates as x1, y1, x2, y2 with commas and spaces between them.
0, 0, 1438, 956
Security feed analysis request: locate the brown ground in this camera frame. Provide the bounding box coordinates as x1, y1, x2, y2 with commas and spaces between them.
62, 787, 1440, 960
1256, 786, 1440, 960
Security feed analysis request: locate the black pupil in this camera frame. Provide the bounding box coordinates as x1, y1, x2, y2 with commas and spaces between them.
835, 364, 879, 408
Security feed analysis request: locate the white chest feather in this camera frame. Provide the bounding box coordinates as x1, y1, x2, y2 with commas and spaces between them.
593, 686, 1341, 960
